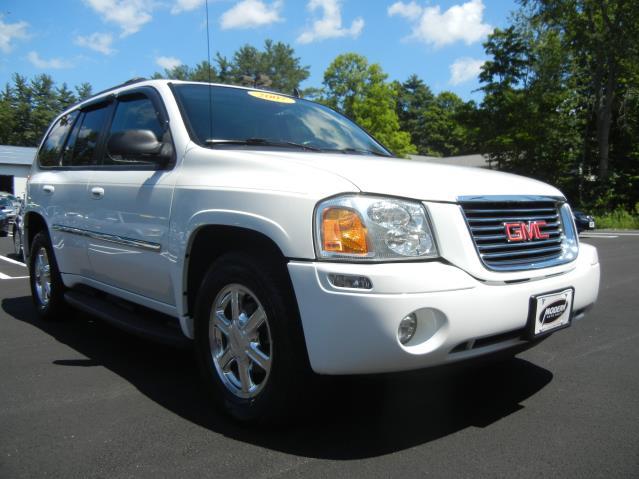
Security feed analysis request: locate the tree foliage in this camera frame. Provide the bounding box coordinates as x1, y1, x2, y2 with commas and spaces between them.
395, 75, 478, 157
153, 40, 310, 93
478, 0, 639, 211
0, 74, 81, 147
321, 53, 415, 157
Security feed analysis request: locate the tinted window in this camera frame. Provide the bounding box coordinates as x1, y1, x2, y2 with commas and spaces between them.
104, 95, 166, 166
38, 111, 79, 167
65, 103, 111, 166
173, 84, 391, 156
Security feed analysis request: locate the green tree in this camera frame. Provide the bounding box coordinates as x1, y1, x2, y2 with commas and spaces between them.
75, 82, 93, 101
525, 0, 639, 182
31, 74, 58, 144
322, 53, 415, 157
11, 74, 33, 146
479, 22, 582, 192
56, 83, 77, 112
395, 75, 434, 154
0, 85, 16, 144
152, 40, 309, 93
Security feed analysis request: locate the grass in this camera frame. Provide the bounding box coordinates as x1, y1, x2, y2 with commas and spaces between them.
594, 209, 639, 230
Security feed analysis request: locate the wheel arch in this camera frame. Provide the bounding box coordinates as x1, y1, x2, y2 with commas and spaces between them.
184, 223, 298, 322
23, 212, 48, 261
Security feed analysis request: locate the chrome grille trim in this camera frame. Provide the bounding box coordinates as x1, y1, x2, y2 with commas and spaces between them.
458, 195, 579, 272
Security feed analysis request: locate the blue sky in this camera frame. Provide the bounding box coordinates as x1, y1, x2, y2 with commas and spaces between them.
0, 0, 517, 101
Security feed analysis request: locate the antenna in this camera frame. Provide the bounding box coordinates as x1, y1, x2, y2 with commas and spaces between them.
205, 0, 213, 139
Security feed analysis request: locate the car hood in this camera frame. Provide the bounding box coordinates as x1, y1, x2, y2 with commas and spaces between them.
253, 151, 564, 202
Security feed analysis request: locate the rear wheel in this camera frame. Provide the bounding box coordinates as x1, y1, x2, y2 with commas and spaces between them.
29, 231, 66, 320
194, 252, 310, 423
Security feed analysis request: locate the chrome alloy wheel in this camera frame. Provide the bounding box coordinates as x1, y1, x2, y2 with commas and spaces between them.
210, 284, 273, 399
34, 246, 52, 306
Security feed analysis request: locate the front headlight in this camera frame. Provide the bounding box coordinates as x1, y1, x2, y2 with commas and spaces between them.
314, 195, 439, 261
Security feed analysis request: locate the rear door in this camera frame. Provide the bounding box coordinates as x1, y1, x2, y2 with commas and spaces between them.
29, 101, 112, 277
83, 87, 178, 306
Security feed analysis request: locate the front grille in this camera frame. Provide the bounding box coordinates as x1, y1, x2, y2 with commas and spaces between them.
460, 198, 570, 271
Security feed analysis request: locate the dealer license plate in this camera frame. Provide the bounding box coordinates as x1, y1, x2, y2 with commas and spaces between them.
527, 288, 574, 338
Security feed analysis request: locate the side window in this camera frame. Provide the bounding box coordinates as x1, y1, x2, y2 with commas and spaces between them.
104, 94, 166, 166
37, 111, 79, 167
63, 103, 111, 167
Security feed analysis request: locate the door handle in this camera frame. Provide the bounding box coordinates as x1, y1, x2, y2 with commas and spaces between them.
91, 187, 105, 199
42, 185, 55, 194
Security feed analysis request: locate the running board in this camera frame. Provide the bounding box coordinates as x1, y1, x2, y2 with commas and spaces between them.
64, 289, 191, 349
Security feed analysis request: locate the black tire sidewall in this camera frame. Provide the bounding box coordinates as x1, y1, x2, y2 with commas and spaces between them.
194, 252, 308, 423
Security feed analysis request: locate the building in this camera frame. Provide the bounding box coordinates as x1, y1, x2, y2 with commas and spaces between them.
410, 153, 494, 169
0, 145, 36, 199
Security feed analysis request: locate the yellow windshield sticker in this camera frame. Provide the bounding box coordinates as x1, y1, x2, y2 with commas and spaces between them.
248, 91, 296, 104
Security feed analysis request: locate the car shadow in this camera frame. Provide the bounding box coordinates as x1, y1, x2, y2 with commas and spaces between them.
2, 295, 553, 460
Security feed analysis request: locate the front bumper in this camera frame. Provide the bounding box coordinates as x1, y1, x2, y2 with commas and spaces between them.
288, 243, 600, 374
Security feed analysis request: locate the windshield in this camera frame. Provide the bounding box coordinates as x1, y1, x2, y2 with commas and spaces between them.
172, 84, 391, 156
0, 198, 12, 208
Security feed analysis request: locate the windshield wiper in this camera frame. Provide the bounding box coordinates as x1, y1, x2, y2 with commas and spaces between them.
331, 147, 392, 157
205, 138, 321, 152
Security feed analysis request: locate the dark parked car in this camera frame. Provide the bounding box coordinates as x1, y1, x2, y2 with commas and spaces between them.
573, 210, 595, 232
12, 198, 24, 257
0, 210, 10, 237
0, 197, 16, 235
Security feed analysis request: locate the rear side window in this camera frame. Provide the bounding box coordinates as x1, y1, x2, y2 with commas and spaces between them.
63, 103, 112, 167
38, 111, 79, 167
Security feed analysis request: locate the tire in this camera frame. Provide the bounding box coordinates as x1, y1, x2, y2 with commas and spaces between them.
194, 252, 311, 423
29, 231, 67, 320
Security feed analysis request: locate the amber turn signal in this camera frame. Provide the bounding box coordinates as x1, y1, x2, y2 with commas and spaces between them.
321, 207, 369, 254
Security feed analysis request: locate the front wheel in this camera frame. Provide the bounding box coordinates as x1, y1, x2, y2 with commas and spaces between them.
29, 231, 66, 320
194, 252, 311, 423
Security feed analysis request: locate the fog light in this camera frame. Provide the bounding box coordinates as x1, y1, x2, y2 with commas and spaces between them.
328, 274, 372, 289
398, 313, 417, 345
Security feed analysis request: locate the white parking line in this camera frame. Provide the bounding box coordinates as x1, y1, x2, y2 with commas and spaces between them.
0, 272, 28, 280
580, 234, 618, 239
0, 255, 27, 267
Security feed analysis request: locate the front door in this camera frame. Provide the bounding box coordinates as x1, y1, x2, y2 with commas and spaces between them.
83, 89, 177, 306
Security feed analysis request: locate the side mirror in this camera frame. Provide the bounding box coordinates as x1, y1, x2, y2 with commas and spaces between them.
107, 130, 172, 163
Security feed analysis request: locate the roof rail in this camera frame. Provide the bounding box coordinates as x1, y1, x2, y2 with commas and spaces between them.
65, 77, 149, 111
88, 77, 149, 100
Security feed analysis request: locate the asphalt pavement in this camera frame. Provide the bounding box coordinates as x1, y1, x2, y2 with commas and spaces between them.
1, 232, 638, 478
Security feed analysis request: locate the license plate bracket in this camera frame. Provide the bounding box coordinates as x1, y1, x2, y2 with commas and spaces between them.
526, 288, 574, 339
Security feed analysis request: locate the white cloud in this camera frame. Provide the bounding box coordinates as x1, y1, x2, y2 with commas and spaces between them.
387, 1, 421, 19
75, 32, 115, 55
156, 56, 183, 70
83, 0, 155, 37
0, 17, 29, 53
27, 51, 72, 69
449, 57, 484, 85
297, 0, 364, 44
220, 0, 283, 30
171, 0, 204, 14
388, 0, 492, 48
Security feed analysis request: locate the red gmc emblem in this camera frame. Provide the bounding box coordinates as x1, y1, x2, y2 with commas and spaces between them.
504, 221, 550, 242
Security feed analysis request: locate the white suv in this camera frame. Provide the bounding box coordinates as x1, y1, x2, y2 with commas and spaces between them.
25, 79, 600, 421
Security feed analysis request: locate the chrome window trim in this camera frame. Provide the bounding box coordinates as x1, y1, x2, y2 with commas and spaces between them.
51, 224, 161, 252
